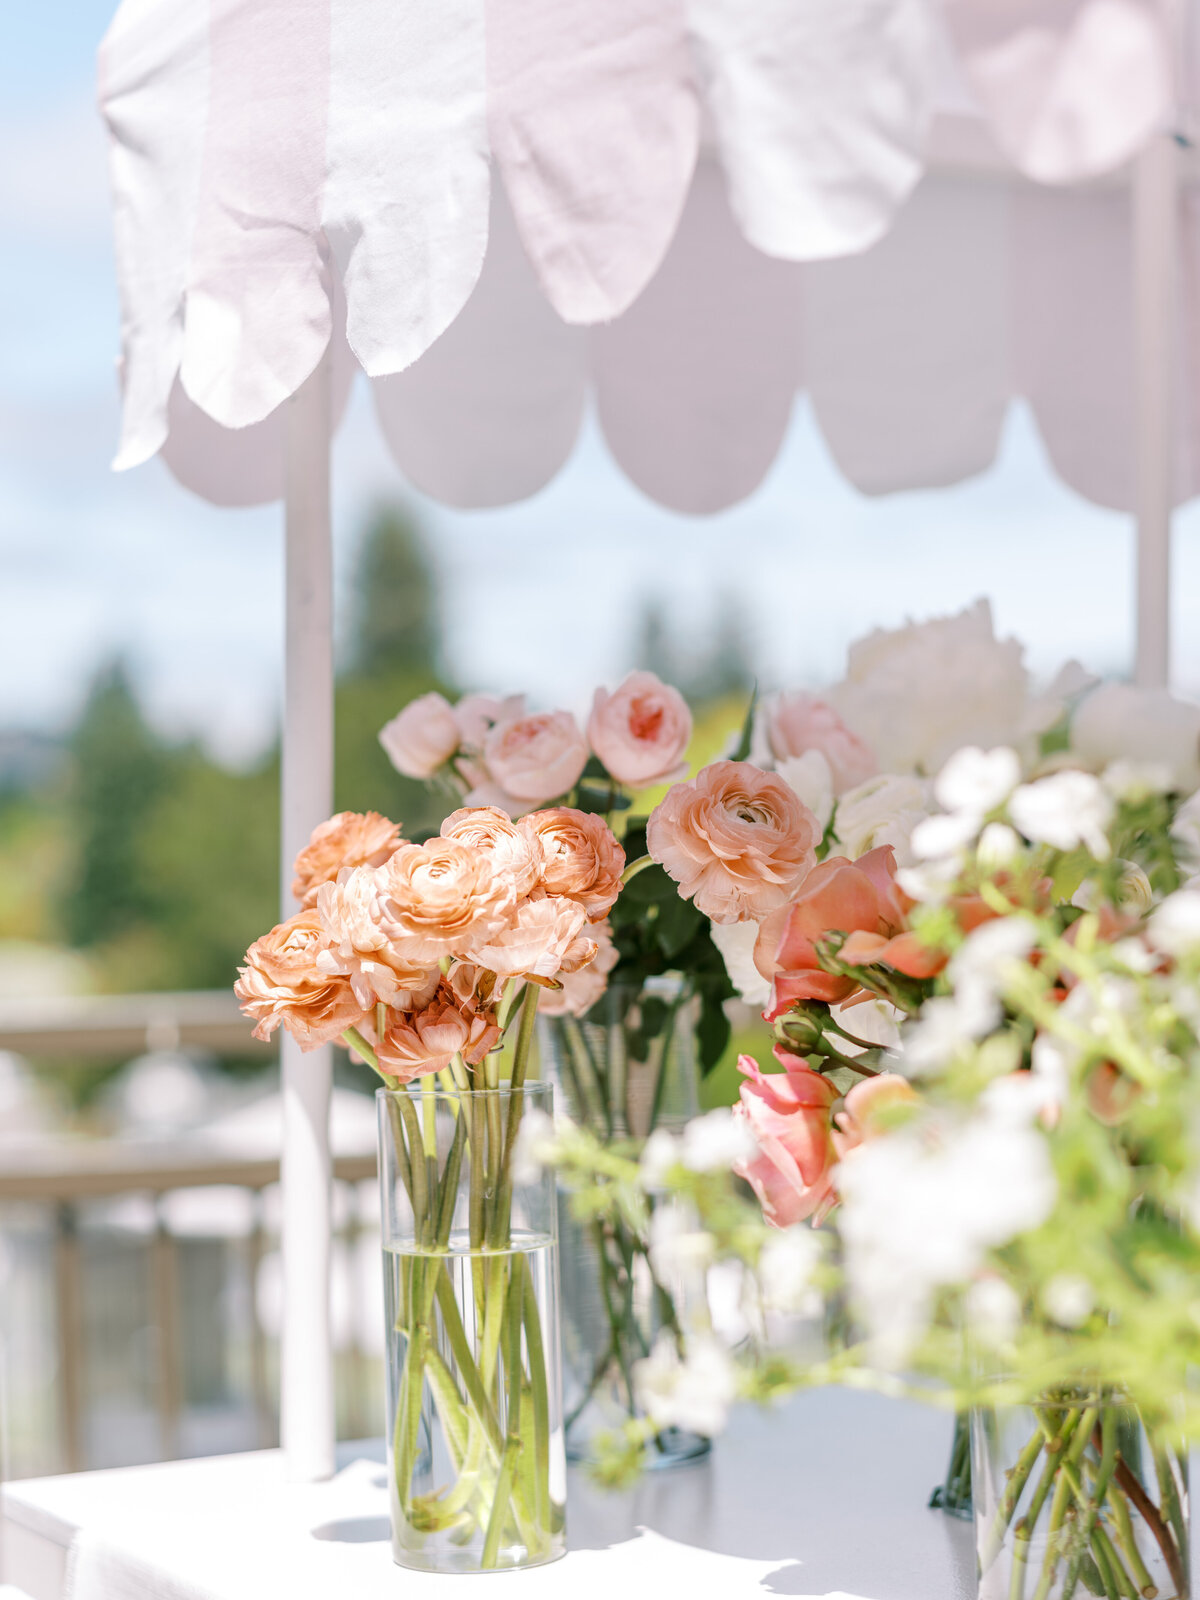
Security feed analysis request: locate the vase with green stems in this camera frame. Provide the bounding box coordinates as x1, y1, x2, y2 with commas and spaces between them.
972, 1395, 1189, 1600
929, 1413, 973, 1520
539, 976, 711, 1467
375, 1027, 566, 1571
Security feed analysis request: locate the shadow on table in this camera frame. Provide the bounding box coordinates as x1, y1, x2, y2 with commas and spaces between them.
567, 1391, 977, 1600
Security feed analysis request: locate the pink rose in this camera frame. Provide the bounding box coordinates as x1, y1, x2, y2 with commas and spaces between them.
379, 692, 460, 779
732, 1054, 841, 1227
483, 710, 589, 804
647, 760, 819, 924
754, 846, 910, 1015
588, 671, 692, 788
767, 693, 876, 795
453, 693, 526, 751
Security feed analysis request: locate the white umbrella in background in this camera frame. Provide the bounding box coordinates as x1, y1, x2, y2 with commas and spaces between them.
98, 0, 1194, 1479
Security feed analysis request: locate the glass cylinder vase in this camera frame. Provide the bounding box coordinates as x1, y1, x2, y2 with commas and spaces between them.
972, 1396, 1189, 1600
377, 1082, 566, 1573
929, 1412, 973, 1519
539, 977, 709, 1469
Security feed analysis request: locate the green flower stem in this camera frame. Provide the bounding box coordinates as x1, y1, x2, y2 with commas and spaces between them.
433, 1112, 466, 1248
522, 1261, 554, 1532
432, 1268, 503, 1456
1153, 1443, 1188, 1566
1064, 1410, 1119, 1598
1109, 1486, 1157, 1597
1112, 1454, 1186, 1598
619, 854, 655, 886
644, 991, 687, 1138
395, 1091, 431, 1246
1091, 1526, 1138, 1600
983, 1428, 1047, 1570
1031, 1406, 1099, 1600
425, 1345, 471, 1469
563, 1017, 610, 1136
480, 1438, 521, 1570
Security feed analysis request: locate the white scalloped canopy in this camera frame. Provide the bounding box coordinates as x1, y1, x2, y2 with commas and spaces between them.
100, 0, 1192, 513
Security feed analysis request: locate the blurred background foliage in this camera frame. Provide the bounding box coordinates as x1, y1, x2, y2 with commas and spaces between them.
0, 501, 764, 1104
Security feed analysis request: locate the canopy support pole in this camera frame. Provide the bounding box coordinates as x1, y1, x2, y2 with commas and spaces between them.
280, 349, 335, 1481
1132, 129, 1178, 690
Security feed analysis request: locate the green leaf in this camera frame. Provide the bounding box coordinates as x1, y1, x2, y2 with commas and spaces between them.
697, 993, 731, 1075
654, 893, 704, 960
730, 685, 759, 763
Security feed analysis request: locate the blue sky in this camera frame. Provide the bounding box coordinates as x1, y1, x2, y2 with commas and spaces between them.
2, 3, 1198, 764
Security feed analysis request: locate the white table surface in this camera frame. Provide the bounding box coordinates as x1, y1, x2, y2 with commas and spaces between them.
0, 1388, 976, 1600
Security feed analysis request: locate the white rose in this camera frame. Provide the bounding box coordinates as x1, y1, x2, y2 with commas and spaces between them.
1070, 683, 1200, 792
827, 600, 1034, 776
708, 919, 771, 1008
833, 773, 932, 866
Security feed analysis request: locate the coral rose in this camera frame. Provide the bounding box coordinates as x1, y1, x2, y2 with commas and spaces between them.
291, 811, 401, 909
379, 692, 460, 779
521, 808, 625, 920
732, 1054, 841, 1227
539, 919, 619, 1018
483, 710, 588, 804
315, 868, 439, 1011
647, 760, 820, 925
465, 893, 593, 980
375, 839, 512, 963
588, 671, 692, 788
377, 988, 500, 1081
441, 806, 543, 898
767, 692, 876, 796
830, 1073, 919, 1159
235, 911, 364, 1050
754, 846, 912, 1015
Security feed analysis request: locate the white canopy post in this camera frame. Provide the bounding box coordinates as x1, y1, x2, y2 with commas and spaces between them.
280, 349, 336, 1481
1132, 128, 1178, 690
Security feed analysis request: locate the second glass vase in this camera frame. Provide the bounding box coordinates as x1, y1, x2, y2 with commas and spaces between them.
540, 977, 710, 1468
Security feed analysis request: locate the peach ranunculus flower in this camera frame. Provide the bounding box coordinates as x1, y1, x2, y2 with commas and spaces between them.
377, 986, 500, 1082
539, 919, 619, 1018
521, 808, 625, 920
588, 671, 692, 788
830, 1072, 919, 1159
441, 805, 543, 898
379, 692, 461, 780
314, 868, 440, 1012
466, 893, 594, 981
483, 710, 589, 804
767, 692, 876, 796
291, 811, 401, 909
732, 1054, 841, 1227
235, 911, 365, 1050
753, 845, 914, 1015
647, 760, 820, 924
375, 838, 513, 963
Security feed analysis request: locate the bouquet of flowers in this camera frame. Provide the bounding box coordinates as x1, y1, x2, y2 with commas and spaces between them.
234, 801, 624, 1572
528, 603, 1200, 1600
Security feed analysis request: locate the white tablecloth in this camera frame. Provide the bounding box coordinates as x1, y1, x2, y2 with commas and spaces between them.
2, 1388, 975, 1600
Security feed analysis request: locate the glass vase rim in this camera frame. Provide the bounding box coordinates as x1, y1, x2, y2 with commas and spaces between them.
375, 1080, 553, 1102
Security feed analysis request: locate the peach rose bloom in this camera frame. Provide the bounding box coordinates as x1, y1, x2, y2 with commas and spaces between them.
767, 693, 876, 796
647, 760, 819, 924
377, 989, 500, 1081
235, 911, 364, 1050
441, 805, 543, 898
521, 807, 625, 920
732, 1054, 841, 1227
539, 919, 619, 1018
315, 868, 439, 1011
754, 846, 911, 1015
376, 839, 512, 963
291, 811, 401, 909
379, 692, 460, 779
466, 892, 593, 980
483, 710, 588, 804
830, 1072, 918, 1159
588, 671, 692, 788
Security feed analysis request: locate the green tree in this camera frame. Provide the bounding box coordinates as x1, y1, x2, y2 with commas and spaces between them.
59, 659, 168, 949
335, 502, 455, 832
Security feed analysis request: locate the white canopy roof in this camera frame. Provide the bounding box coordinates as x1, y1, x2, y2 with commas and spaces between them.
101, 0, 1191, 514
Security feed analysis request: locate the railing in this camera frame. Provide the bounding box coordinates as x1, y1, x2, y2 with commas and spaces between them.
0, 992, 377, 1477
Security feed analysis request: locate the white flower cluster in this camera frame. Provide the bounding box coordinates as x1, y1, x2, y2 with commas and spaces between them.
836, 1076, 1057, 1365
